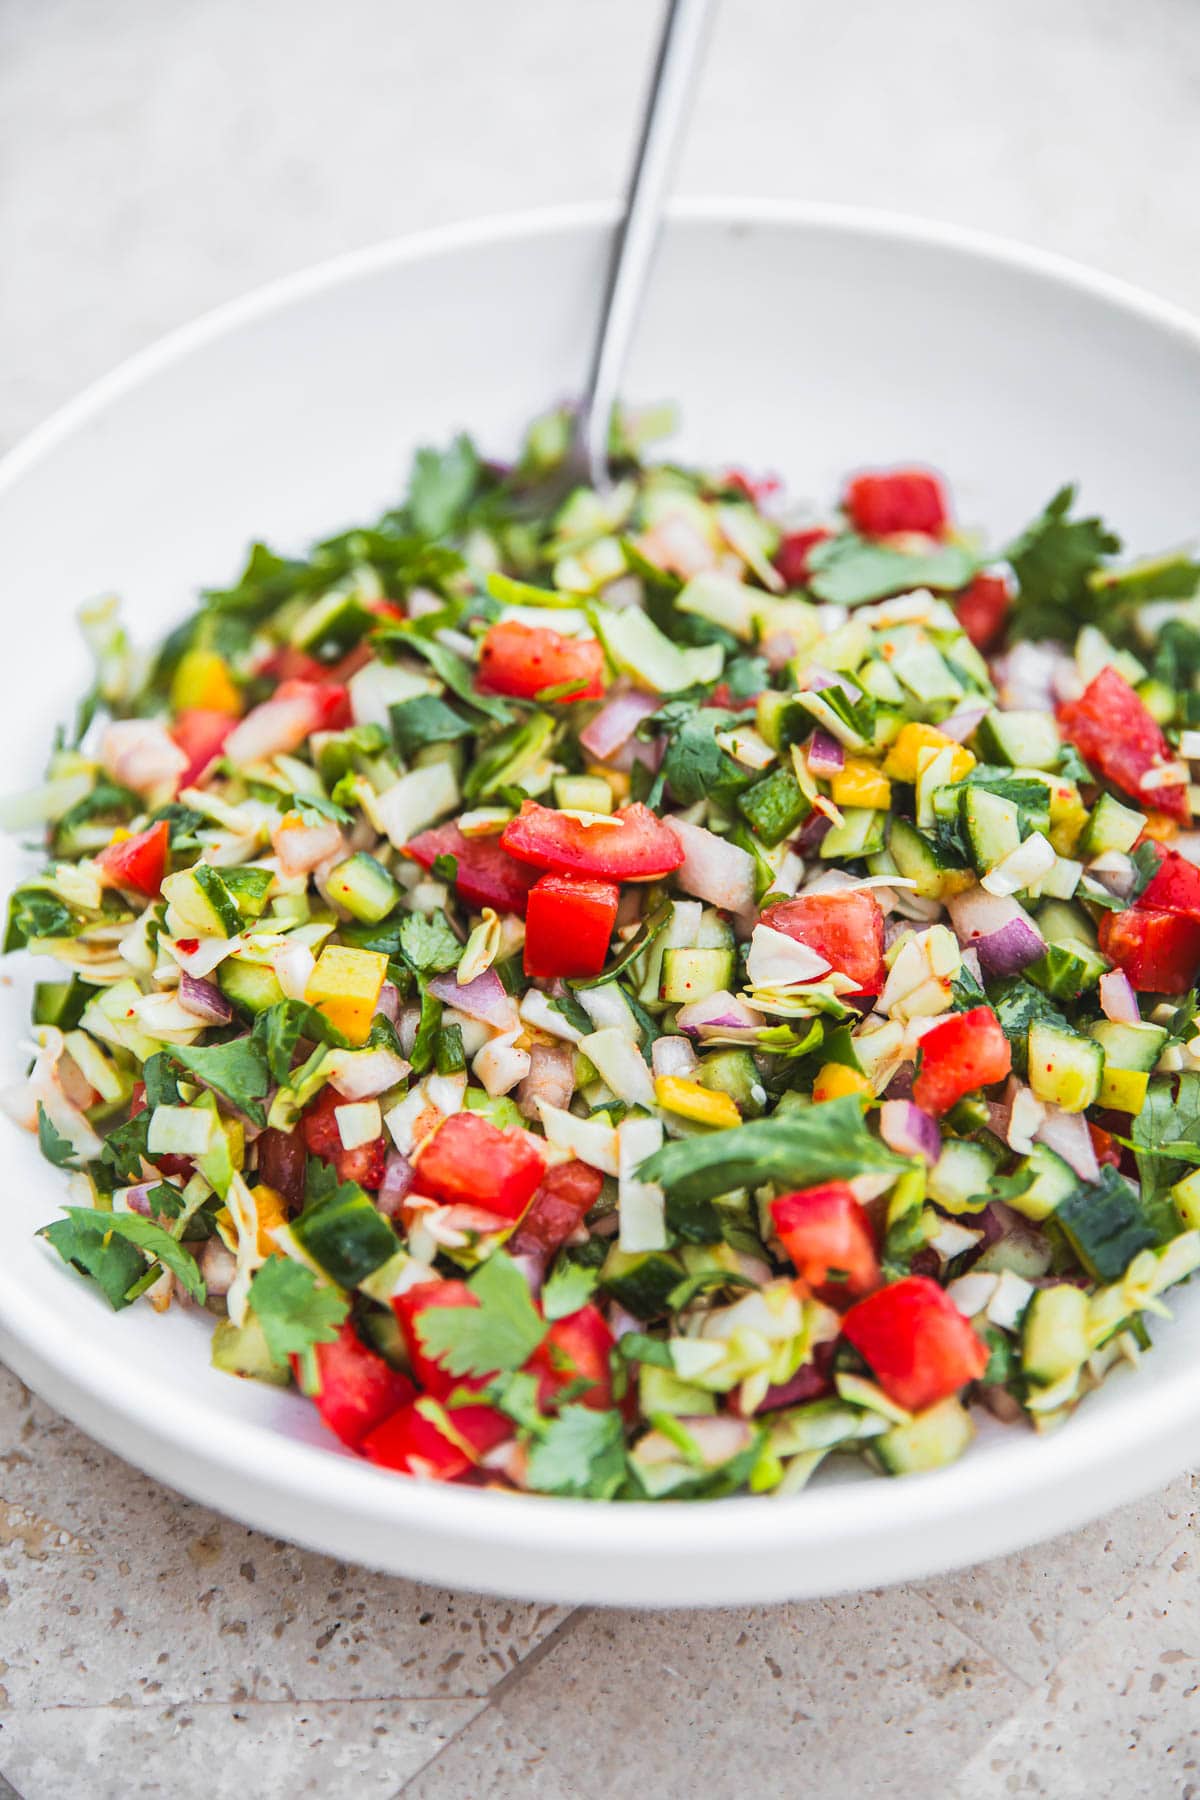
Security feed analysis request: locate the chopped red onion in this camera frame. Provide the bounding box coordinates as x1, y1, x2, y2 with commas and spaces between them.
746, 1356, 833, 1415
123, 1183, 156, 1217
797, 811, 832, 856
947, 889, 1045, 974
199, 1236, 237, 1296
806, 730, 845, 776
177, 972, 235, 1025
938, 703, 988, 743
884, 1063, 916, 1101
1099, 969, 1140, 1025
578, 688, 660, 762
675, 991, 765, 1040
516, 1042, 575, 1120
509, 1249, 547, 1300
375, 1152, 416, 1219
398, 1002, 420, 1058
427, 967, 514, 1026
880, 1099, 941, 1163
1035, 1107, 1100, 1183
374, 981, 401, 1024
960, 946, 983, 985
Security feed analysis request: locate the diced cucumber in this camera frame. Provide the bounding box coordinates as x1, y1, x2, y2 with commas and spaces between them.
637, 898, 701, 1003
1137, 677, 1176, 725
890, 639, 964, 704
660, 947, 735, 1004
962, 787, 1021, 875
210, 1314, 290, 1386
1170, 1167, 1200, 1230
554, 775, 614, 814
1007, 1142, 1077, 1222
675, 571, 756, 638
599, 1246, 683, 1317
888, 818, 972, 901
221, 866, 275, 921
1078, 791, 1147, 856
638, 1364, 717, 1417
325, 852, 401, 924
1038, 899, 1099, 950
1087, 1019, 1167, 1073
696, 908, 735, 950
1053, 1165, 1156, 1281
218, 956, 286, 1017
927, 1138, 999, 1214
290, 1186, 399, 1289
973, 1214, 1053, 1280
696, 1049, 764, 1118
290, 589, 373, 659
737, 769, 810, 847
974, 709, 1062, 771
162, 864, 240, 938
1025, 933, 1108, 1001
873, 1397, 975, 1475
33, 977, 89, 1030
1022, 1284, 1089, 1386
1027, 1020, 1104, 1112
820, 806, 885, 860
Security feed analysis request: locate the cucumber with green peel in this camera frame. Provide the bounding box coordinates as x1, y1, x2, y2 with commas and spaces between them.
927, 1137, 999, 1213
820, 806, 886, 860
737, 768, 810, 847
1087, 1019, 1167, 1073
210, 1314, 291, 1385
639, 1364, 717, 1417
887, 817, 972, 900
1052, 1165, 1157, 1281
1006, 1142, 1078, 1222
1079, 791, 1146, 855
1022, 1284, 1090, 1386
221, 866, 275, 921
290, 1185, 399, 1289
695, 1048, 765, 1117
872, 1397, 974, 1475
33, 977, 89, 1030
1038, 900, 1100, 951
162, 864, 240, 938
660, 947, 734, 1005
1025, 939, 1108, 1001
599, 1246, 683, 1318
961, 787, 1021, 875
1027, 1020, 1104, 1112
325, 852, 401, 924
217, 957, 287, 1017
974, 709, 1063, 770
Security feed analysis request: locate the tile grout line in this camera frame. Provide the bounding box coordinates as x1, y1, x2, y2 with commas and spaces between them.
393, 1604, 590, 1797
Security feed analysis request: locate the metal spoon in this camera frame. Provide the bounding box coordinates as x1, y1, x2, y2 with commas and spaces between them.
569, 0, 716, 494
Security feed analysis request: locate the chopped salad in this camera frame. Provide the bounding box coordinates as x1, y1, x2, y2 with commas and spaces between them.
6, 405, 1200, 1500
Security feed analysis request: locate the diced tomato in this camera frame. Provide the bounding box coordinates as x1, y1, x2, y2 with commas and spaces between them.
759, 891, 887, 996
523, 872, 619, 979
720, 468, 781, 506
501, 800, 684, 882
292, 1320, 415, 1449
911, 1006, 1012, 1116
770, 1183, 880, 1300
171, 708, 235, 789
844, 470, 949, 538
413, 1111, 546, 1220
527, 1303, 616, 1412
478, 620, 606, 703
360, 1400, 510, 1479
706, 682, 760, 711
1136, 847, 1200, 919
953, 573, 1010, 652
1088, 1123, 1122, 1169
95, 819, 170, 898
841, 1275, 988, 1412
404, 821, 539, 916
1058, 667, 1189, 823
773, 526, 832, 588
301, 1086, 387, 1190
393, 1279, 485, 1396
1098, 907, 1200, 995
510, 1160, 604, 1258
256, 645, 327, 684
256, 1126, 307, 1208
300, 678, 352, 732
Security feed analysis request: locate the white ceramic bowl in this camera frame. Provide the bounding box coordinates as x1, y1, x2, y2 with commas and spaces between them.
2, 202, 1199, 1607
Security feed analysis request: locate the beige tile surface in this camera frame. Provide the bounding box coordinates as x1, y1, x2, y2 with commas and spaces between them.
4, 2, 1200, 1794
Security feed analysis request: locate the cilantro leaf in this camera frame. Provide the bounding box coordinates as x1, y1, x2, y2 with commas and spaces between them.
169, 1037, 271, 1128
1005, 486, 1122, 641
246, 1257, 349, 1365
39, 1214, 146, 1309
251, 1000, 349, 1086
525, 1406, 627, 1499
807, 534, 976, 607
638, 1097, 908, 1204
399, 912, 461, 975
541, 1260, 601, 1322
431, 852, 458, 883
1132, 1072, 1200, 1229
98, 1108, 152, 1184
656, 704, 755, 806
389, 694, 473, 761
37, 1103, 78, 1169
377, 629, 512, 724
408, 433, 480, 539
59, 1206, 207, 1303
417, 1250, 546, 1378
293, 792, 353, 827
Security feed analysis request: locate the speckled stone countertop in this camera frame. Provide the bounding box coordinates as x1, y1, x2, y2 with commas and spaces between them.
2, 2, 1200, 1793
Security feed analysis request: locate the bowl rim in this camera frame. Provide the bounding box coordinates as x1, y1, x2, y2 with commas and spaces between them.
4, 196, 1200, 1579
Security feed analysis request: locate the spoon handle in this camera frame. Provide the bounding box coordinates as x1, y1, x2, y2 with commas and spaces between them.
575, 0, 716, 491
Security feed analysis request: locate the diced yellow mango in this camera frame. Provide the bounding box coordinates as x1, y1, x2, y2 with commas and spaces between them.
1099, 1066, 1149, 1114
654, 1075, 741, 1129
830, 756, 893, 809
915, 742, 976, 786
171, 649, 241, 716
217, 1182, 289, 1258
305, 944, 390, 1045
1142, 811, 1181, 843
884, 722, 959, 783
587, 763, 631, 803
812, 1062, 873, 1104
1171, 1168, 1200, 1231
